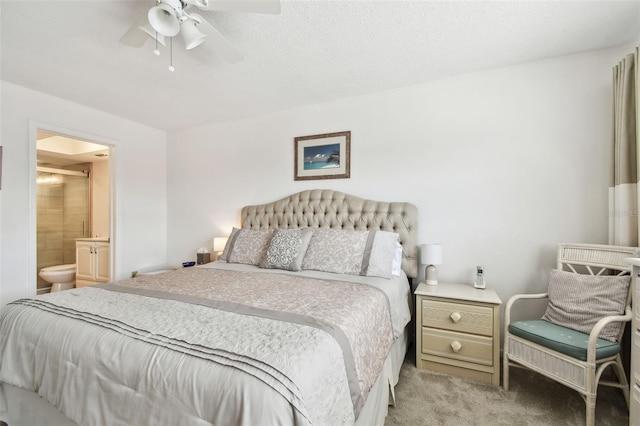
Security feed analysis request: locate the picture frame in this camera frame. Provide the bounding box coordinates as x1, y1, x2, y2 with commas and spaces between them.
294, 131, 350, 181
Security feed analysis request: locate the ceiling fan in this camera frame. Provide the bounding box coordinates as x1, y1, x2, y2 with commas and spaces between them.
120, 0, 281, 67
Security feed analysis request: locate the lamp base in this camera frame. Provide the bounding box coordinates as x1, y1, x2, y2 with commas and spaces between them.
425, 264, 438, 285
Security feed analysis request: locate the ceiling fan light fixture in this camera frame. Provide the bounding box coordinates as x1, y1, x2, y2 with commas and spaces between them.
181, 19, 206, 50
148, 2, 181, 37
121, 0, 280, 66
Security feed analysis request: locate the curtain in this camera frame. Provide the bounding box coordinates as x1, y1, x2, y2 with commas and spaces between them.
609, 46, 639, 247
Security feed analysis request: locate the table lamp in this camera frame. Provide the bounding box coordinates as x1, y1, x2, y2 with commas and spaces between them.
213, 237, 229, 260
421, 244, 443, 285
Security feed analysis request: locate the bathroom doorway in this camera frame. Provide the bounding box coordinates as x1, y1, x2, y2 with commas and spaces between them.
35, 130, 112, 293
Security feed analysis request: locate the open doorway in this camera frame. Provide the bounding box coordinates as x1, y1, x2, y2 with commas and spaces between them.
35, 129, 113, 294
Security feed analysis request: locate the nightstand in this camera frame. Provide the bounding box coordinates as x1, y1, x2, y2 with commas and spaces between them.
415, 282, 502, 385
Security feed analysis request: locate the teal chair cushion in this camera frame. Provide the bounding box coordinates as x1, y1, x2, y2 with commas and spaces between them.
508, 320, 621, 361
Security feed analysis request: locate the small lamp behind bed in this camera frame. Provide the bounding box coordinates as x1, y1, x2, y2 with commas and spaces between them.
421, 244, 442, 285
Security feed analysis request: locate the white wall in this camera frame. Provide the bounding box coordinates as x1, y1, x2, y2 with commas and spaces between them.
92, 159, 110, 239
0, 82, 168, 306
167, 45, 632, 320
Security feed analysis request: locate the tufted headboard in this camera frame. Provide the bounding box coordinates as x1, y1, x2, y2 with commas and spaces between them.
240, 189, 418, 278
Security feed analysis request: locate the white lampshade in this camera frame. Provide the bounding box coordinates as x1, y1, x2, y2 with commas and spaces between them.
148, 2, 181, 37
213, 237, 228, 253
181, 19, 206, 50
421, 244, 443, 266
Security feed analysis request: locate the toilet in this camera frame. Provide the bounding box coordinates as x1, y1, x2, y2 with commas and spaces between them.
39, 264, 76, 292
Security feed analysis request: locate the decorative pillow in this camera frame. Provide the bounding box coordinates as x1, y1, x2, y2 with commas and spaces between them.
302, 228, 370, 275
223, 228, 274, 266
541, 269, 631, 342
301, 228, 399, 278
219, 227, 240, 261
260, 228, 314, 271
363, 231, 400, 278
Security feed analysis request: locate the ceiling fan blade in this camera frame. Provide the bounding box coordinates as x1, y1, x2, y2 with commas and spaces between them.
191, 0, 281, 14
120, 13, 166, 48
120, 14, 150, 47
191, 13, 244, 63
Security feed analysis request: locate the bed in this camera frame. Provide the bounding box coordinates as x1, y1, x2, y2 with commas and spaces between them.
0, 189, 418, 425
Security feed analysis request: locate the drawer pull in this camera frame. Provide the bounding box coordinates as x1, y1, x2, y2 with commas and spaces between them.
450, 340, 462, 353
450, 312, 462, 323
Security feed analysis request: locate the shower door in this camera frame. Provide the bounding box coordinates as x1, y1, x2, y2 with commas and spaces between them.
36, 169, 90, 290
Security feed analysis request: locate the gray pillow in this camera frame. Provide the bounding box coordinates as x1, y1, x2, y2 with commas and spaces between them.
260, 228, 314, 271
219, 227, 240, 261
223, 228, 274, 266
302, 228, 369, 275
363, 231, 400, 278
541, 269, 630, 342
301, 228, 399, 278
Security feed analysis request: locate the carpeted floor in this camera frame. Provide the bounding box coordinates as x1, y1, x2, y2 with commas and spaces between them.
385, 350, 629, 426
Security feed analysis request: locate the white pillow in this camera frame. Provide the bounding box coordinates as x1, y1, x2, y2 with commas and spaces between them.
391, 241, 403, 277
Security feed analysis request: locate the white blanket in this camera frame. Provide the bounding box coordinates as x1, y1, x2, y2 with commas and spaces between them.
0, 265, 410, 426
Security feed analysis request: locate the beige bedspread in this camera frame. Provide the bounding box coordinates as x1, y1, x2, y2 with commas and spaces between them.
0, 266, 399, 425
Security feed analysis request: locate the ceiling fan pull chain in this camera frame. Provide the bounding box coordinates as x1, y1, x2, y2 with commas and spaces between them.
168, 37, 175, 72
154, 31, 160, 56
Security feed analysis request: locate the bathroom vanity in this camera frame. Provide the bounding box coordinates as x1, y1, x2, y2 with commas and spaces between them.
76, 238, 110, 287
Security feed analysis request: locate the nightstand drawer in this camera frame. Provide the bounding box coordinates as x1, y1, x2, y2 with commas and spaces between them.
421, 327, 493, 365
421, 299, 495, 337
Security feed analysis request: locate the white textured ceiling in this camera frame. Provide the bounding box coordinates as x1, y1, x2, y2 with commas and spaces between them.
2, 0, 639, 131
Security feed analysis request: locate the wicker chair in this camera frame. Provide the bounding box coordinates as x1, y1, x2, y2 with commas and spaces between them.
503, 243, 639, 426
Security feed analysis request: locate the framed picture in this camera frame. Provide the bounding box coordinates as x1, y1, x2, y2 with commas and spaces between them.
294, 131, 350, 181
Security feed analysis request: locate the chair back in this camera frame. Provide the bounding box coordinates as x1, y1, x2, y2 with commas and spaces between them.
557, 243, 640, 342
